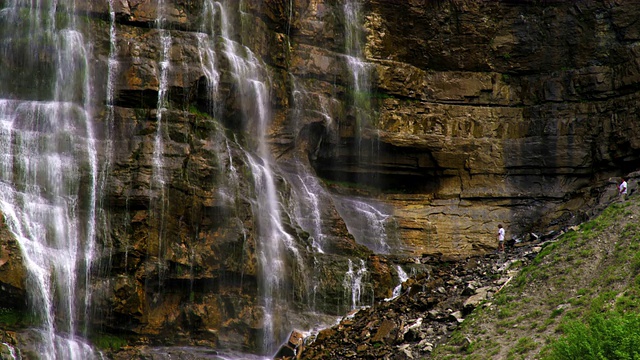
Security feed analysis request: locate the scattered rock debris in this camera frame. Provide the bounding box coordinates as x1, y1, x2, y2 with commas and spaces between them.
285, 235, 562, 360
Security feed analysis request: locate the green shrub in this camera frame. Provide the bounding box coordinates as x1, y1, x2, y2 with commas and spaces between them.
543, 312, 640, 359
0, 308, 22, 326
92, 333, 128, 351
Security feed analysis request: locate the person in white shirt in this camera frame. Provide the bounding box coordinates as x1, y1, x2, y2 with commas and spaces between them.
619, 178, 628, 201
497, 224, 505, 252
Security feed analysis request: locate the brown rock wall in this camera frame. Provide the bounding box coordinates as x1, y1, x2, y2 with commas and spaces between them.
76, 0, 640, 353
3, 0, 640, 356
311, 0, 640, 257
82, 1, 387, 352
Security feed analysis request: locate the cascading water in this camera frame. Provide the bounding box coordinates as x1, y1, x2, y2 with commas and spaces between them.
198, 0, 222, 115
344, 0, 372, 154
334, 195, 397, 254
285, 75, 382, 327
287, 169, 326, 253
343, 259, 370, 310
198, 1, 242, 210
280, 0, 394, 334
391, 265, 409, 299
151, 0, 172, 281
286, 81, 340, 254
214, 1, 308, 354
102, 0, 124, 273
0, 1, 99, 358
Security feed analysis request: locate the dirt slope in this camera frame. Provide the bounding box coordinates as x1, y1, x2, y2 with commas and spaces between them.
433, 196, 640, 359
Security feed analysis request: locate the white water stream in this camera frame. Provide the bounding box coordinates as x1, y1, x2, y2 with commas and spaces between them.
198, 0, 222, 115
343, 259, 369, 310
213, 1, 309, 353
151, 0, 172, 279
335, 196, 395, 254
391, 265, 409, 299
104, 0, 121, 271
0, 1, 100, 358
344, 0, 372, 153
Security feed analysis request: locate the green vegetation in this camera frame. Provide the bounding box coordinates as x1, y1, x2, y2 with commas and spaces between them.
91, 333, 128, 351
508, 337, 537, 357
543, 312, 640, 360
0, 308, 23, 326
188, 104, 211, 119
0, 307, 43, 328
433, 194, 640, 359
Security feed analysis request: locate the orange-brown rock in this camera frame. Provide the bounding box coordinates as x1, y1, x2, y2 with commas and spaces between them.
1, 0, 640, 357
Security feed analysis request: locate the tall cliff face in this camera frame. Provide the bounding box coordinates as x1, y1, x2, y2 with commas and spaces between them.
303, 0, 640, 255
352, 1, 637, 249
358, 0, 640, 255
0, 0, 639, 356
88, 0, 380, 353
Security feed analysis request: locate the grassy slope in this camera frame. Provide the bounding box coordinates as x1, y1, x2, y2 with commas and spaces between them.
432, 197, 640, 360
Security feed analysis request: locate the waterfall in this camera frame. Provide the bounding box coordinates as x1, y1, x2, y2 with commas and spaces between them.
213, 1, 308, 354
242, 78, 307, 354
198, 0, 221, 115
152, 0, 172, 280
0, 1, 100, 358
286, 79, 341, 254
198, 1, 240, 209
343, 259, 370, 310
0, 0, 398, 356
334, 196, 395, 254
343, 0, 372, 153
391, 265, 409, 299
104, 0, 122, 272
221, 138, 241, 204
338, 1, 401, 256
287, 169, 326, 253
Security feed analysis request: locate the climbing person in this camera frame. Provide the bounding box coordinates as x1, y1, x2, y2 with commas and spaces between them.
497, 224, 505, 252
619, 177, 628, 201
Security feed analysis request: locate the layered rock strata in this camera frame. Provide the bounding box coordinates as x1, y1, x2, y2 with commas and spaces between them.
0, 0, 639, 356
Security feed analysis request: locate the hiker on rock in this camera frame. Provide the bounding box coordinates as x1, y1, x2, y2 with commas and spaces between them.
619, 178, 628, 201
497, 224, 505, 252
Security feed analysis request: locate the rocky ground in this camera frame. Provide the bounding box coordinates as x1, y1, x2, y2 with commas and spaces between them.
289, 188, 640, 360
290, 234, 555, 360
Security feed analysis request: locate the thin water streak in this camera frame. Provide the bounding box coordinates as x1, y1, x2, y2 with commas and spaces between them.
343, 259, 369, 310
343, 0, 372, 155
152, 0, 171, 280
